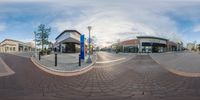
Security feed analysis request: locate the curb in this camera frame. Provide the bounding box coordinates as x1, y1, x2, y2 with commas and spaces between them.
30, 54, 97, 76
149, 54, 200, 77
96, 57, 126, 64
5, 52, 33, 59
0, 57, 15, 77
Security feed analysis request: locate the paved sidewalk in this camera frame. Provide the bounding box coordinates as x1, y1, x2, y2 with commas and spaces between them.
0, 58, 7, 73
0, 57, 15, 76
34, 53, 96, 71
150, 52, 200, 73
2, 53, 200, 99
9, 51, 35, 58
96, 51, 135, 63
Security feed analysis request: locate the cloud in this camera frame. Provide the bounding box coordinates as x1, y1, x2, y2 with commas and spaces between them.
0, 23, 6, 32
1, 0, 200, 44
193, 25, 200, 32
49, 1, 183, 44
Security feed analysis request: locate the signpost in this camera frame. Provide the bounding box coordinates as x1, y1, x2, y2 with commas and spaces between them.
80, 34, 85, 60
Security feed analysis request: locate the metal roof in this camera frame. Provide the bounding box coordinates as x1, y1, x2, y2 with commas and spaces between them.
137, 36, 168, 41
55, 30, 81, 40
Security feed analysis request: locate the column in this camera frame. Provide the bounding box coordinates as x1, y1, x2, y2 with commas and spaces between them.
59, 43, 62, 53
138, 39, 142, 53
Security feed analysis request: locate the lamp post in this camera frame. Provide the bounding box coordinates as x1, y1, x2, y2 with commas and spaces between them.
87, 26, 92, 63
34, 32, 37, 57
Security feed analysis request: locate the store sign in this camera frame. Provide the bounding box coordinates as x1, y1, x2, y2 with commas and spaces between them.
80, 35, 85, 60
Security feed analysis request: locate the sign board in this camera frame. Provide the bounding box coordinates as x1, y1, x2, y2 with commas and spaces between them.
80, 35, 85, 60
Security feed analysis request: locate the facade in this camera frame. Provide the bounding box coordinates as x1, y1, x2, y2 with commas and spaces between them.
111, 36, 181, 53
54, 30, 81, 53
121, 39, 139, 53
187, 43, 195, 51
176, 42, 184, 51
197, 44, 200, 52
0, 39, 34, 53
167, 41, 177, 51
137, 36, 168, 53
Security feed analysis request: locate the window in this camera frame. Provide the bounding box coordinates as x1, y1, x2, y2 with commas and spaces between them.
13, 47, 15, 51
10, 47, 12, 51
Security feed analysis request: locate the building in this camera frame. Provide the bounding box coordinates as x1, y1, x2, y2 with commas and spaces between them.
111, 36, 181, 53
137, 36, 169, 53
54, 30, 81, 53
176, 42, 184, 51
167, 41, 177, 51
121, 39, 139, 53
187, 43, 195, 51
0, 39, 34, 53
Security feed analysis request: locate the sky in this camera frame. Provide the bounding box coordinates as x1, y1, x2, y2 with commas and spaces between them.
0, 0, 200, 47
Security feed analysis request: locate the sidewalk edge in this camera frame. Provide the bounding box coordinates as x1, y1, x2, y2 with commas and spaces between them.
30, 54, 97, 76
150, 54, 200, 77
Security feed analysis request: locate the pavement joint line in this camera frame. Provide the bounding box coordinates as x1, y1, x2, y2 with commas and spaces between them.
96, 57, 126, 64
149, 54, 200, 77
30, 54, 97, 76
0, 57, 15, 77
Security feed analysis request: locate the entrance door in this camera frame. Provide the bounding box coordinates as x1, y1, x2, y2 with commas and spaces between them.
65, 43, 75, 53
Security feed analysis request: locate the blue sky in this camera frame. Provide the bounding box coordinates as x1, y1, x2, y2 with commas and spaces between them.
0, 0, 200, 46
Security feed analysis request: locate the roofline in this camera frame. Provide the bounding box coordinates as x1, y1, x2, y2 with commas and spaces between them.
137, 36, 168, 41
0, 39, 25, 44
121, 39, 138, 42
55, 30, 81, 40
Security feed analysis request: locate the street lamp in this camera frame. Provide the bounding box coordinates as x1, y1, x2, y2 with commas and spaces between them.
87, 26, 92, 63
34, 32, 37, 57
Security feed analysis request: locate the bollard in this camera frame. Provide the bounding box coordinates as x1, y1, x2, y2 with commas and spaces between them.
55, 53, 57, 66
79, 54, 81, 66
39, 52, 41, 60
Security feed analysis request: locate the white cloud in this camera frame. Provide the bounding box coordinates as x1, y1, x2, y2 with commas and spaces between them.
49, 1, 183, 44
2, 0, 200, 44
193, 25, 200, 32
0, 23, 6, 32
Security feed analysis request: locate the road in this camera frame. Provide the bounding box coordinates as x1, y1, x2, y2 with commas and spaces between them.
0, 52, 200, 100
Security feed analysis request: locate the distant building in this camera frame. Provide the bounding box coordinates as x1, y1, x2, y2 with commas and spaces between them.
121, 39, 139, 53
176, 42, 184, 51
167, 41, 177, 51
197, 44, 200, 52
54, 30, 81, 53
111, 36, 182, 53
187, 43, 195, 51
0, 39, 34, 53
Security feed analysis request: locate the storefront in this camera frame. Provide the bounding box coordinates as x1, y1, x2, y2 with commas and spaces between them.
137, 36, 168, 53
55, 30, 81, 53
123, 46, 138, 53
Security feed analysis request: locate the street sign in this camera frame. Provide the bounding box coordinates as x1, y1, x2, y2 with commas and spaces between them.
80, 34, 85, 60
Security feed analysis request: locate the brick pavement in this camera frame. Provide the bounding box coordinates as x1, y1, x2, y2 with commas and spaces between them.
0, 53, 200, 100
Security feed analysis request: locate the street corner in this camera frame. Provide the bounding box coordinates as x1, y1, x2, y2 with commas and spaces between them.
30, 54, 96, 76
